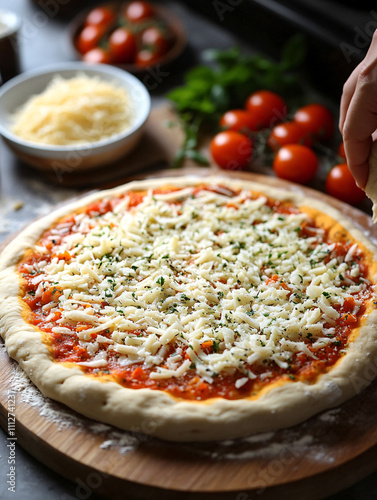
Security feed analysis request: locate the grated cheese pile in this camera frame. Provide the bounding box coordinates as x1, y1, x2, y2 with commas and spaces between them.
11, 74, 132, 146
24, 187, 369, 386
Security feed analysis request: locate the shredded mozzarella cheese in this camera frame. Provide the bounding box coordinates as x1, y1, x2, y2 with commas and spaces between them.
28, 187, 368, 386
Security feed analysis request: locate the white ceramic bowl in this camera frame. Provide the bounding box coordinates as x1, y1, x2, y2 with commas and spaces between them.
0, 62, 151, 172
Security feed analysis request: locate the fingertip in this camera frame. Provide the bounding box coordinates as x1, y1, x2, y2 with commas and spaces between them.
349, 163, 369, 190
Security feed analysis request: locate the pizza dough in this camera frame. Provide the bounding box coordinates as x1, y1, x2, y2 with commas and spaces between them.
1, 176, 377, 441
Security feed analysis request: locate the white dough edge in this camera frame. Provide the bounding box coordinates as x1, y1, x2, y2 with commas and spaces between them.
1, 175, 377, 442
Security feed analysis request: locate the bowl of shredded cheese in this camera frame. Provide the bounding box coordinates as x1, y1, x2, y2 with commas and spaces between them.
0, 62, 151, 173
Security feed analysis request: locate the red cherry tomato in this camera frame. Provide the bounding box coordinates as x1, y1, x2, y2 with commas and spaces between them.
293, 104, 334, 142
77, 25, 103, 55
210, 131, 253, 170
125, 1, 155, 22
325, 163, 365, 205
338, 142, 346, 160
273, 145, 318, 184
219, 109, 260, 132
141, 27, 169, 57
82, 47, 112, 64
109, 28, 137, 63
135, 49, 161, 66
85, 7, 115, 29
245, 90, 287, 130
267, 121, 310, 151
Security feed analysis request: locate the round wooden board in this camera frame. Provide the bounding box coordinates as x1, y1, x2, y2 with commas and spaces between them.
2, 168, 377, 500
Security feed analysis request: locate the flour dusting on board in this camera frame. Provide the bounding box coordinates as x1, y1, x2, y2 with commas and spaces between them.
0, 178, 78, 239
4, 347, 139, 455
0, 342, 344, 462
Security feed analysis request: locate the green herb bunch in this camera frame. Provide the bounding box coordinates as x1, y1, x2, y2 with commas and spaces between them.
167, 34, 307, 167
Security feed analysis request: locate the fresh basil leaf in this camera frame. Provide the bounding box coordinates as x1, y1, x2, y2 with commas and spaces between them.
281, 34, 307, 70
167, 87, 197, 107
210, 84, 230, 111
186, 65, 215, 84
184, 150, 210, 165
189, 99, 217, 114
185, 136, 197, 149
204, 46, 241, 64
186, 78, 214, 95
172, 149, 185, 168
218, 65, 254, 86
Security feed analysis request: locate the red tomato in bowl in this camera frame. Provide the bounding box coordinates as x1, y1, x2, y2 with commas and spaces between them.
267, 121, 310, 151
210, 131, 253, 170
325, 163, 365, 205
85, 7, 115, 29
245, 90, 287, 130
141, 27, 170, 57
109, 28, 137, 63
135, 49, 161, 66
77, 25, 104, 54
293, 104, 334, 142
125, 1, 155, 22
82, 47, 112, 64
219, 109, 260, 132
273, 145, 318, 184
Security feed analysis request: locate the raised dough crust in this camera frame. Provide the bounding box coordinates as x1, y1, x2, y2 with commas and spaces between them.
1, 175, 377, 441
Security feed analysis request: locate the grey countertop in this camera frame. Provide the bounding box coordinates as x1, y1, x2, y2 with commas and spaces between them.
0, 1, 377, 499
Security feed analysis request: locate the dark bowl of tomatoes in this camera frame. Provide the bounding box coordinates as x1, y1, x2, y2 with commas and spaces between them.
70, 1, 186, 73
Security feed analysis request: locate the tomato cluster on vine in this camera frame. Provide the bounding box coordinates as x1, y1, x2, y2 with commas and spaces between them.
210, 90, 365, 206
76, 2, 173, 66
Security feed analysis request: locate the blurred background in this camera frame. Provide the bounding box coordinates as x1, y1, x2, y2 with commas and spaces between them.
24, 0, 377, 98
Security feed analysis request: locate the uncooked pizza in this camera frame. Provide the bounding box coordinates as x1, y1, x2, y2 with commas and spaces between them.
1, 176, 376, 441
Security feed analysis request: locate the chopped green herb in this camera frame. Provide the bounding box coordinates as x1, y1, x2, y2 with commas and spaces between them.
156, 276, 165, 286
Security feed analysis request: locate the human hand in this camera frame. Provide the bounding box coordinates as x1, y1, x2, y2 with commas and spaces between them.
339, 31, 377, 189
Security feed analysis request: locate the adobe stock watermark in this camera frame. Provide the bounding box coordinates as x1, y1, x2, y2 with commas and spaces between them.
340, 11, 377, 64
235, 440, 303, 498
350, 350, 377, 395
6, 390, 17, 494
142, 64, 170, 91
213, 0, 244, 22
12, 0, 70, 53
